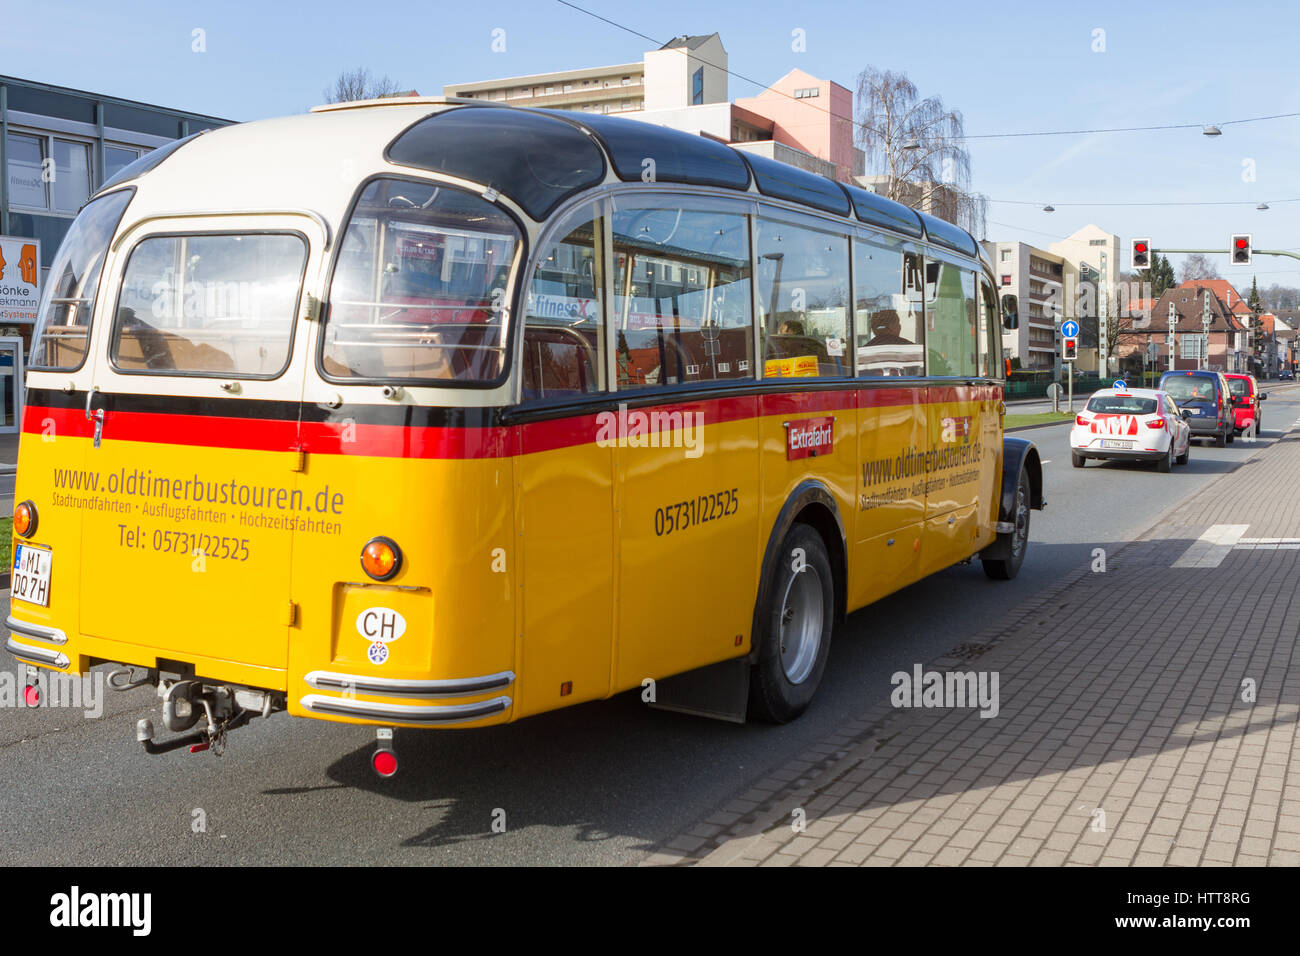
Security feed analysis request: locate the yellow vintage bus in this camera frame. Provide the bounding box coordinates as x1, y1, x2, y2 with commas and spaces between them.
8, 99, 1043, 775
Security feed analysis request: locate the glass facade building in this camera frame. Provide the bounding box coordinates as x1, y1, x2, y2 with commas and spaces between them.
1, 74, 232, 304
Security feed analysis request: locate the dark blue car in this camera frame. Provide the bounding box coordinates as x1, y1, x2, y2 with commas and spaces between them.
1159, 369, 1234, 447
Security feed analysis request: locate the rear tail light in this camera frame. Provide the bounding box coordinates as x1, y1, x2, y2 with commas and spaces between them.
1076, 414, 1088, 426
13, 500, 37, 538
1146, 418, 1166, 429
361, 536, 402, 581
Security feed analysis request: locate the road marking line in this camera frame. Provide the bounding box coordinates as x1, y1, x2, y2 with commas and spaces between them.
1172, 524, 1250, 568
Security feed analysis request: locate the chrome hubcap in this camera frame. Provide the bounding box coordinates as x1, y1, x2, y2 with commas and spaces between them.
778, 565, 824, 685
1011, 482, 1029, 558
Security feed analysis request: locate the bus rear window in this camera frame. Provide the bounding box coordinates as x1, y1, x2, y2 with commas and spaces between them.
322, 179, 522, 384
111, 233, 307, 377
30, 189, 134, 371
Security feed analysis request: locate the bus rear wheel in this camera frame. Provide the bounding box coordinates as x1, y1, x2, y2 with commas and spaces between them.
982, 465, 1030, 581
748, 524, 834, 724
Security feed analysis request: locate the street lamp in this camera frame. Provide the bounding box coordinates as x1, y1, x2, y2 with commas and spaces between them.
1203, 125, 1223, 136
1042, 204, 1055, 213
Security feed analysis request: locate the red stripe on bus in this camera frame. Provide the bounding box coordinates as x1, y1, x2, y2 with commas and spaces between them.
21, 385, 997, 460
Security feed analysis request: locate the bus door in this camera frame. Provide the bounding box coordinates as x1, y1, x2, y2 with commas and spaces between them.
976, 277, 1003, 537
921, 257, 986, 572
512, 199, 615, 716
610, 197, 761, 689
851, 241, 928, 607
77, 214, 324, 682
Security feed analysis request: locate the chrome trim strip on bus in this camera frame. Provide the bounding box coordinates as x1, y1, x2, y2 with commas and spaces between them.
299, 694, 511, 724
303, 669, 515, 699
4, 636, 70, 669
111, 207, 332, 251
5, 615, 68, 646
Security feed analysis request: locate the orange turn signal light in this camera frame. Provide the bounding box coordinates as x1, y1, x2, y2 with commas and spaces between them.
360, 536, 402, 581
13, 500, 37, 539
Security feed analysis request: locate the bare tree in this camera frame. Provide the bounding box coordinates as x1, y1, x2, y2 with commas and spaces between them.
323, 68, 404, 104
854, 67, 987, 238
1179, 253, 1221, 283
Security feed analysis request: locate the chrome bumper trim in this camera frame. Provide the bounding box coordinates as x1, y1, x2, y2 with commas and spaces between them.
303, 669, 515, 699
300, 694, 511, 725
5, 615, 68, 646
5, 635, 70, 669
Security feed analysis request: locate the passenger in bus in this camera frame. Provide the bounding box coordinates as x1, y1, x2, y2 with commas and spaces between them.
779, 319, 806, 336
864, 309, 912, 346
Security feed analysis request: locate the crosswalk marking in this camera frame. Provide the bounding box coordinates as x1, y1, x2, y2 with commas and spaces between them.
1172, 524, 1250, 568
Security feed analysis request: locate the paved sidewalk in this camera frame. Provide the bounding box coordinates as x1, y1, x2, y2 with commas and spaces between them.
646, 422, 1300, 866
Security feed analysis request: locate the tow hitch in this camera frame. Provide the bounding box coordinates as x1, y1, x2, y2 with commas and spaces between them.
129, 677, 284, 756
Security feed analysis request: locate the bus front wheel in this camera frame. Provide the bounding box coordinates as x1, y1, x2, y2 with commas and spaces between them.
749, 524, 834, 724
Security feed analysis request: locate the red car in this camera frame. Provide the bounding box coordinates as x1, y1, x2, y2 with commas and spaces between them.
1224, 373, 1267, 436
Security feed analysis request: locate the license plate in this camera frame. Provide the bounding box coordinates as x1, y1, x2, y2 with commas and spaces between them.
1188, 408, 1202, 415
1100, 440, 1131, 449
13, 544, 52, 607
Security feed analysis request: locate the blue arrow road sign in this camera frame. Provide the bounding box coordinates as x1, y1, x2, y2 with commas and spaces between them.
1113, 379, 1127, 389
1061, 320, 1080, 338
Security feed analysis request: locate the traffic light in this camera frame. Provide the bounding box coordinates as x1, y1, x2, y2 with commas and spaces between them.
1231, 234, 1252, 265
1063, 338, 1078, 361
1131, 238, 1151, 270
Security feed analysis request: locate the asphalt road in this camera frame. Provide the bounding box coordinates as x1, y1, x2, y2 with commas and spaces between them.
3, 385, 1298, 866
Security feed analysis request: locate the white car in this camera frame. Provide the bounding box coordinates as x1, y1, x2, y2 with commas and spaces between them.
1070, 387, 1191, 472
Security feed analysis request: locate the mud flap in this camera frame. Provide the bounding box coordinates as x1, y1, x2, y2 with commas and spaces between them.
647, 658, 751, 723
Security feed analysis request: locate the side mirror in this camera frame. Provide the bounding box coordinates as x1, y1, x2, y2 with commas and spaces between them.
1181, 409, 1193, 420
1000, 293, 1019, 330
1259, 393, 1268, 400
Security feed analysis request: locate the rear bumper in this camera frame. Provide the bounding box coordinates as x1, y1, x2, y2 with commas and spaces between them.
298, 669, 516, 725
1076, 448, 1167, 462
1186, 419, 1228, 435
5, 615, 71, 669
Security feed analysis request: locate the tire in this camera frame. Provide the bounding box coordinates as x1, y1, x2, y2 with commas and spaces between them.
1158, 443, 1172, 473
1071, 452, 1086, 468
748, 523, 835, 724
1215, 430, 1227, 448
1226, 428, 1235, 445
982, 465, 1030, 581
1176, 440, 1189, 466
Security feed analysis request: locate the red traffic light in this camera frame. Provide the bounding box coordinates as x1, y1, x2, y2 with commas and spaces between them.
1235, 237, 1248, 249
1135, 241, 1148, 253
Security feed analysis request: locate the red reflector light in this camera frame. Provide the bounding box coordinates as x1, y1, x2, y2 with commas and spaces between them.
372, 750, 398, 777
24, 684, 40, 707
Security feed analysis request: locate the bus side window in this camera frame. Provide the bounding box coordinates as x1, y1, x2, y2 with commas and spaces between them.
854, 236, 924, 376
521, 202, 605, 400
978, 278, 999, 378
611, 202, 753, 390
756, 217, 849, 378
925, 259, 978, 377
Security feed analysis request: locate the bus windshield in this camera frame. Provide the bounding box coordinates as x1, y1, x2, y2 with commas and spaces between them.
322, 178, 522, 383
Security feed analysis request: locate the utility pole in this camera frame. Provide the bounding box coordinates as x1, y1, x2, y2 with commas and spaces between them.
1167, 301, 1177, 373
1202, 293, 1212, 370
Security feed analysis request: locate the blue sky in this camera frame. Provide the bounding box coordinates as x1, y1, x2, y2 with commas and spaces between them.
4, 0, 1299, 285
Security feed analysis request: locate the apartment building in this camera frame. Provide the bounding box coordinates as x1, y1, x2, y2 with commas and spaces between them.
983, 240, 1065, 369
